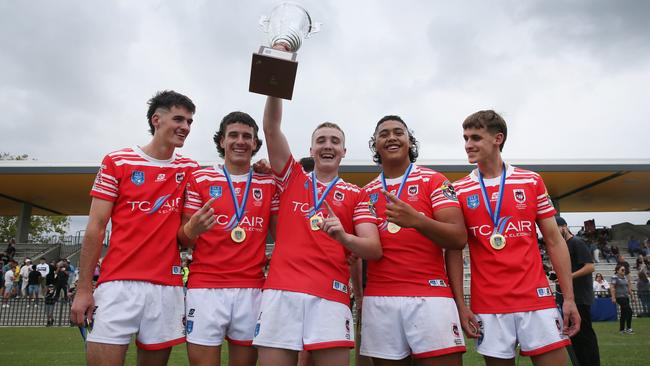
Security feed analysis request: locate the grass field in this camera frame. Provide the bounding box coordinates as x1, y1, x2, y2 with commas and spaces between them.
1, 319, 648, 365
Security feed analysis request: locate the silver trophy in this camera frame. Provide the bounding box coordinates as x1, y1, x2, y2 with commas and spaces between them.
249, 2, 321, 100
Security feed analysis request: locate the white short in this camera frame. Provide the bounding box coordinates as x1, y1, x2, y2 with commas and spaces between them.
252, 289, 354, 351
185, 288, 261, 347
360, 296, 466, 360
475, 308, 571, 359
86, 281, 185, 350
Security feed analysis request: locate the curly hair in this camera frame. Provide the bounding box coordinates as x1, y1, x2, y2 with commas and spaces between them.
368, 115, 419, 164
212, 111, 263, 158
146, 90, 196, 135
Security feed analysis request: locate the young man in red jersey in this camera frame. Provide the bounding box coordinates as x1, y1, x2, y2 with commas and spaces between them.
360, 116, 468, 366
253, 96, 381, 366
71, 91, 199, 366
177, 111, 278, 366
453, 110, 580, 366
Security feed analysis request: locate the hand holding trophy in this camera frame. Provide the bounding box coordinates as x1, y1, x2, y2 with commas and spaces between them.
249, 2, 320, 100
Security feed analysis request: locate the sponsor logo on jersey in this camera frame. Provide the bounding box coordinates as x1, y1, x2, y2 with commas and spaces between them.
491, 192, 499, 201
441, 181, 458, 201
467, 194, 480, 209
131, 171, 145, 186
128, 194, 180, 215
513, 189, 526, 203
235, 187, 242, 195
428, 279, 447, 287
468, 219, 533, 238
186, 320, 193, 334
175, 172, 185, 183
537, 287, 553, 297
188, 308, 195, 317
408, 185, 418, 196
332, 280, 348, 294
172, 266, 182, 275
210, 186, 222, 198
253, 188, 263, 201
334, 191, 344, 201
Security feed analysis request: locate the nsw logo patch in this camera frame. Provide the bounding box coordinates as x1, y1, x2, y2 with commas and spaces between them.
467, 194, 480, 209
131, 171, 145, 186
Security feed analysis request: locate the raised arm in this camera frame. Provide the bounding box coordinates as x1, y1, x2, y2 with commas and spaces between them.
263, 96, 292, 173
70, 197, 113, 326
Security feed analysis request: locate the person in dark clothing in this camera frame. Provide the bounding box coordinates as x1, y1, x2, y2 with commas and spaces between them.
54, 264, 69, 302
556, 216, 600, 366
27, 265, 42, 305
44, 285, 56, 326
45, 261, 56, 287
5, 239, 16, 259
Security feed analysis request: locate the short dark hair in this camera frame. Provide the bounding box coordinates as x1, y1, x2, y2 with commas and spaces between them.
369, 115, 419, 164
212, 111, 263, 158
146, 90, 196, 135
299, 157, 315, 172
462, 110, 507, 151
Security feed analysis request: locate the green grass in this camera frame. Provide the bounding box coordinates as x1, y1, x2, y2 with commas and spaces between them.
1, 319, 649, 365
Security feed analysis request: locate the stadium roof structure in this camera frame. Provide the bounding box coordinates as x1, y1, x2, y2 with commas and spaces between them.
1, 159, 649, 216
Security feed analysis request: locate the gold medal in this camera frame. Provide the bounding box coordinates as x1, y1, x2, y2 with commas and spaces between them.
489, 233, 506, 250
231, 226, 246, 243
309, 215, 323, 231
387, 222, 401, 234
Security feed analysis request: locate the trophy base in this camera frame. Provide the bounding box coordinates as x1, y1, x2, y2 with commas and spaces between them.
249, 47, 298, 100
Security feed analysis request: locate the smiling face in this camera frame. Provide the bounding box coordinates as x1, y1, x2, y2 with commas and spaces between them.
151, 105, 193, 148
310, 126, 346, 173
462, 127, 504, 165
374, 119, 411, 165
220, 122, 258, 168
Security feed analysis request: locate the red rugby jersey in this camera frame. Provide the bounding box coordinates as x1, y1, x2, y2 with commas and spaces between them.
264, 156, 376, 305
90, 146, 199, 286
453, 164, 556, 313
183, 166, 277, 289
363, 165, 459, 297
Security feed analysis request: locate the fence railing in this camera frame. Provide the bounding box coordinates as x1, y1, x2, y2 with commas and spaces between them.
0, 298, 71, 327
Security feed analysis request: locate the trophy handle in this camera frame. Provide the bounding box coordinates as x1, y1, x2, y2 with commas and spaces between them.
306, 22, 321, 38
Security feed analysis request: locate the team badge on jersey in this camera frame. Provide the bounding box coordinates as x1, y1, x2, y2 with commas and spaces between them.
334, 191, 344, 201
513, 189, 526, 203
186, 320, 194, 334
452, 323, 460, 337
175, 172, 185, 183
253, 188, 263, 201
345, 319, 351, 340
407, 185, 418, 195
467, 194, 480, 209
369, 193, 379, 204
131, 171, 145, 186
209, 186, 222, 198
441, 181, 457, 201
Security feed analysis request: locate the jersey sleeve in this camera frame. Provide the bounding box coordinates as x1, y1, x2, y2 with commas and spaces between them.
90, 155, 120, 202
535, 175, 556, 219
270, 189, 280, 215
183, 175, 203, 214
272, 155, 301, 194
429, 175, 460, 212
353, 188, 378, 225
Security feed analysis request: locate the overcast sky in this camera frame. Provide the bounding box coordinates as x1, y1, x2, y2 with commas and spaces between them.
2, 1, 649, 230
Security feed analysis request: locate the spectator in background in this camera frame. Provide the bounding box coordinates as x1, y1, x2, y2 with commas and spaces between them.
601, 243, 615, 263
35, 258, 50, 291
642, 238, 650, 256
19, 258, 32, 298
27, 264, 42, 306
615, 255, 631, 277
5, 239, 16, 259
635, 255, 646, 270
2, 259, 17, 307
611, 245, 620, 258
628, 236, 642, 257
610, 266, 634, 334
45, 260, 56, 288
593, 273, 610, 293
44, 285, 56, 326
637, 264, 650, 317
54, 262, 69, 302
588, 240, 600, 263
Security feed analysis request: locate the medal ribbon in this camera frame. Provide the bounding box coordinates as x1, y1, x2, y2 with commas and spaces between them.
309, 172, 339, 217
223, 167, 253, 231
380, 163, 413, 200
477, 163, 507, 235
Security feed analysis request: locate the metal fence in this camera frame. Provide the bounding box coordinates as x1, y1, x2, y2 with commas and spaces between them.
0, 298, 71, 327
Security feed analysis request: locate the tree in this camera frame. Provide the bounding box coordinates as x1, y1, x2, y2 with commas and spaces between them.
1, 153, 70, 243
